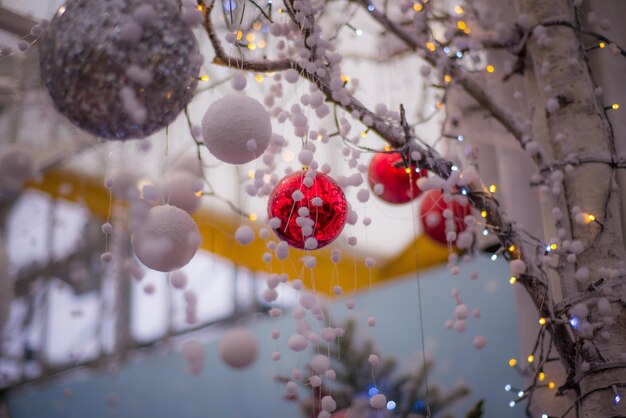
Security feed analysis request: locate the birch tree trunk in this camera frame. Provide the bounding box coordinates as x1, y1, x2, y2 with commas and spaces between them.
515, 0, 626, 415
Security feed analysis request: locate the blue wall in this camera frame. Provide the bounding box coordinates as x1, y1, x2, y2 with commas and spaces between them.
7, 256, 524, 417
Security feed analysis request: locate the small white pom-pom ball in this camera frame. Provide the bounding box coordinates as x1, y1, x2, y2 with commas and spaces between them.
473, 335, 487, 349
202, 95, 271, 164
160, 171, 202, 213
219, 327, 259, 369
370, 393, 387, 409
510, 259, 526, 275
131, 204, 201, 272
287, 334, 309, 352
235, 225, 255, 245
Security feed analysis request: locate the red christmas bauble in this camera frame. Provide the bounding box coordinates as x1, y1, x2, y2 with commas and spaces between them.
368, 152, 427, 204
419, 189, 472, 245
268, 170, 347, 249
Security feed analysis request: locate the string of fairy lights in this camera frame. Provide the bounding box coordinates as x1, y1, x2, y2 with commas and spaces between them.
196, 1, 626, 415
4, 0, 624, 415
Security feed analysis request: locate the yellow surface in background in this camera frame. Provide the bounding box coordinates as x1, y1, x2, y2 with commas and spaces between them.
27, 169, 450, 295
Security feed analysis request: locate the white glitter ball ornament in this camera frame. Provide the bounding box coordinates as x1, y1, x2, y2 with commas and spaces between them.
219, 327, 259, 369
39, 0, 200, 139
131, 204, 201, 272
201, 95, 272, 164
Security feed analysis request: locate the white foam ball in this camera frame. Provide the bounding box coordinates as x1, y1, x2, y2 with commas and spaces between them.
286, 381, 298, 394
510, 259, 526, 275
235, 225, 255, 245
219, 328, 259, 368
368, 354, 380, 366
284, 68, 299, 83
183, 340, 204, 375
310, 375, 322, 387
455, 304, 468, 320
202, 95, 271, 164
473, 335, 487, 349
287, 334, 309, 352
370, 394, 387, 409
321, 396, 337, 412
160, 171, 202, 213
231, 74, 247, 91
170, 270, 188, 289
131, 205, 201, 272
171, 153, 204, 177
310, 354, 330, 373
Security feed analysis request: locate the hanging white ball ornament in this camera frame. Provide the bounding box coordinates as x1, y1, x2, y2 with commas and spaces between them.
131, 204, 201, 272
473, 335, 487, 349
219, 327, 259, 369
160, 171, 203, 214
370, 394, 387, 409
202, 95, 271, 164
235, 225, 255, 245
510, 259, 526, 275
321, 396, 337, 412
310, 354, 331, 373
287, 334, 309, 352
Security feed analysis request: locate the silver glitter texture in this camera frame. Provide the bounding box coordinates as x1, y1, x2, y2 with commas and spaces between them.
39, 0, 201, 140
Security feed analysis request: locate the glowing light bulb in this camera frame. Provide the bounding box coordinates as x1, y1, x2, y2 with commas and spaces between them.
509, 276, 517, 284
509, 401, 516, 408
548, 382, 555, 389
255, 74, 264, 83
599, 42, 606, 48
612, 103, 620, 110
517, 391, 524, 397
457, 21, 467, 30
539, 372, 546, 381
508, 358, 517, 367
200, 75, 210, 82
248, 213, 258, 221
413, 3, 423, 12
538, 317, 546, 325
486, 65, 495, 73
527, 354, 535, 363
508, 245, 516, 252
491, 254, 498, 261
489, 184, 497, 193
426, 42, 436, 51
481, 210, 488, 218
505, 384, 512, 391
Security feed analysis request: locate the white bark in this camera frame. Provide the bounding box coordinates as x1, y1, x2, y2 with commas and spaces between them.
516, 0, 626, 416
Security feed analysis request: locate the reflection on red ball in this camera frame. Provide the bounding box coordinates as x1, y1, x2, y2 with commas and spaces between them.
368, 152, 427, 204
419, 189, 472, 245
268, 170, 347, 249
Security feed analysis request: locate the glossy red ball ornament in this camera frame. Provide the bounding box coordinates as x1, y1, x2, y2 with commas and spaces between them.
268, 170, 347, 249
419, 189, 472, 245
368, 152, 427, 204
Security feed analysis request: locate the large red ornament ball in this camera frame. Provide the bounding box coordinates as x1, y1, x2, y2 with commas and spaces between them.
268, 170, 347, 250
368, 152, 427, 204
419, 189, 472, 245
